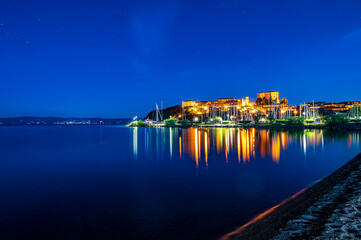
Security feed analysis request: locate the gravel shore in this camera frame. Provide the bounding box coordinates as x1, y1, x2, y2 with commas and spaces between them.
221, 153, 361, 240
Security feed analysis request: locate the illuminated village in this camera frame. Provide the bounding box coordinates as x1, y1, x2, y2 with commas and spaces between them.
182, 91, 294, 122
181, 91, 360, 122
128, 91, 361, 128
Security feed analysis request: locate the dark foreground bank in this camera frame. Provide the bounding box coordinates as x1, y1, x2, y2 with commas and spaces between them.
221, 153, 361, 240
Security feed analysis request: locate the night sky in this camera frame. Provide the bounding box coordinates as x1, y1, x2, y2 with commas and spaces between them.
1, 0, 361, 118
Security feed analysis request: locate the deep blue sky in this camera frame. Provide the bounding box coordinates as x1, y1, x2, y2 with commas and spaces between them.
1, 0, 361, 118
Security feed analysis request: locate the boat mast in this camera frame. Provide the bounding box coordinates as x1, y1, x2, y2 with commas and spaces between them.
161, 101, 163, 121
156, 103, 159, 122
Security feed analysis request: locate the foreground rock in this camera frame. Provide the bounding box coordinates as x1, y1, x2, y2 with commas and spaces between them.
221, 153, 361, 240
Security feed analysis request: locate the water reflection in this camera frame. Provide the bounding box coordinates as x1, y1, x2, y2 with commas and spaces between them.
132, 128, 361, 167
133, 127, 138, 159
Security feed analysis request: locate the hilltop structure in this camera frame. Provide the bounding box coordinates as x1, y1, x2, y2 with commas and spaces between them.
181, 91, 294, 121
257, 91, 280, 104
145, 91, 360, 122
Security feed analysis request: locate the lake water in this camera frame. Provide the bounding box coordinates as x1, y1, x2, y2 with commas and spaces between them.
0, 126, 360, 240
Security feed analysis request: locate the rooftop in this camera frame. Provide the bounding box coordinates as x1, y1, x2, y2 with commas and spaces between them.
258, 91, 278, 93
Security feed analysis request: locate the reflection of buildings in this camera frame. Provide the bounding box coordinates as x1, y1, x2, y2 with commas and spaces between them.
271, 134, 281, 163
181, 128, 262, 164
239, 128, 255, 162
133, 127, 138, 158
255, 130, 269, 159
348, 132, 360, 149
181, 128, 287, 164
131, 128, 360, 168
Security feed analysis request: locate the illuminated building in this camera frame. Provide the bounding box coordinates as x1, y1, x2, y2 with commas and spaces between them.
257, 91, 280, 104
182, 97, 254, 119
305, 101, 360, 115
181, 91, 295, 120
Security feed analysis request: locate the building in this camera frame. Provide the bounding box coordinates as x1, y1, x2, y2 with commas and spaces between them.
182, 97, 253, 120
257, 91, 280, 104
306, 101, 360, 115
181, 91, 360, 121
181, 91, 294, 121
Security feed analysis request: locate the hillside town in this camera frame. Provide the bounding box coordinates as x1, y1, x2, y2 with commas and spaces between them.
181, 91, 360, 122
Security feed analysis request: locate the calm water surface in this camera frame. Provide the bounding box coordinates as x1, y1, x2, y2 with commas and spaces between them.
0, 126, 360, 240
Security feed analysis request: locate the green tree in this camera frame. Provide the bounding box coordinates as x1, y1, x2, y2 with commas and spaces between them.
254, 115, 260, 123
181, 119, 190, 127
203, 117, 211, 123
214, 116, 222, 123
324, 114, 349, 126
129, 119, 144, 127
164, 117, 177, 127
267, 115, 275, 122
136, 120, 144, 126
286, 116, 305, 126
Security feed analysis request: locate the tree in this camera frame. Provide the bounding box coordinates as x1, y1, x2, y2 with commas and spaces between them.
254, 115, 260, 123
203, 117, 211, 123
137, 120, 144, 126
129, 119, 144, 127
262, 97, 269, 105
181, 119, 190, 127
164, 117, 177, 127
286, 116, 305, 126
267, 115, 275, 122
214, 116, 222, 123
324, 114, 349, 126
255, 98, 263, 106
280, 98, 288, 105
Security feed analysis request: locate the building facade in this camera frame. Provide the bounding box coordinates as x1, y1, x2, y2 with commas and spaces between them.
257, 91, 280, 104
181, 91, 296, 121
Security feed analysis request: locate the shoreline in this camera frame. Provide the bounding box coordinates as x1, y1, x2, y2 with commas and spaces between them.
127, 122, 361, 131
220, 153, 361, 240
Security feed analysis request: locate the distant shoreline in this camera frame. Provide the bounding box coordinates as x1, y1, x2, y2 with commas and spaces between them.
0, 117, 131, 126
220, 153, 361, 240
0, 124, 126, 126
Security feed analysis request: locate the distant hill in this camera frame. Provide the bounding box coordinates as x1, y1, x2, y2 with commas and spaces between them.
0, 117, 131, 125
145, 105, 182, 120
